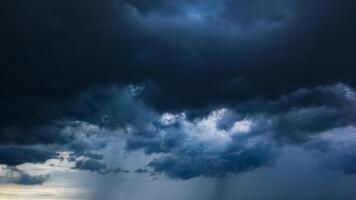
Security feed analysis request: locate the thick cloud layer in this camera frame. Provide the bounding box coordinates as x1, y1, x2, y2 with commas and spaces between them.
0, 0, 356, 180
0, 82, 355, 179
127, 84, 356, 178
1, 0, 356, 115
0, 146, 57, 166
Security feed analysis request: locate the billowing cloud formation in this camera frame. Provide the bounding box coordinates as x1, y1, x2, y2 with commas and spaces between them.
124, 109, 274, 179
0, 83, 356, 179
0, 0, 356, 181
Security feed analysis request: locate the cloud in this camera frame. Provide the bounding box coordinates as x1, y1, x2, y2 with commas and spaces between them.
148, 146, 274, 179
134, 168, 149, 174
72, 159, 129, 175
72, 159, 111, 175
306, 126, 356, 174
0, 83, 355, 179
236, 83, 356, 143
0, 0, 355, 181
0, 120, 113, 167
12, 173, 50, 185
0, 146, 57, 166
0, 86, 147, 166
1, 167, 50, 185
122, 84, 356, 178
0, 0, 355, 118
124, 108, 275, 179
113, 168, 130, 174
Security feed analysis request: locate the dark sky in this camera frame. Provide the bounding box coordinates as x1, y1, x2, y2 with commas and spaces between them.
0, 0, 356, 199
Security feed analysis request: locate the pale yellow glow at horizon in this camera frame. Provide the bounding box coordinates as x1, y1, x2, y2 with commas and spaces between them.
0, 184, 87, 200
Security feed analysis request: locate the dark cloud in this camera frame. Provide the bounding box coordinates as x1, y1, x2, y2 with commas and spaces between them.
0, 0, 355, 122
126, 0, 356, 111
202, 84, 356, 143
0, 83, 355, 179
72, 159, 112, 175
326, 154, 356, 175
0, 120, 115, 170
122, 106, 277, 179
72, 159, 129, 175
305, 126, 356, 175
148, 146, 274, 179
0, 146, 57, 166
113, 168, 130, 174
0, 0, 356, 181
0, 85, 149, 166
121, 84, 356, 178
134, 168, 149, 174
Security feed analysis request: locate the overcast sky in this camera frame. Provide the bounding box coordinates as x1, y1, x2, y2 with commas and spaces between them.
0, 1, 356, 199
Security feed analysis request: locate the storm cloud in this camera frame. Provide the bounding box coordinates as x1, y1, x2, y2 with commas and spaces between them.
0, 0, 356, 183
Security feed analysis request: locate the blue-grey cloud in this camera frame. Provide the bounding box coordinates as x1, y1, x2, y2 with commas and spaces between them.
72, 158, 129, 175
148, 146, 274, 179
122, 84, 356, 178
12, 173, 50, 185
0, 146, 57, 166
305, 126, 356, 174
0, 0, 355, 182
1, 167, 50, 185
0, 83, 355, 179
72, 159, 112, 175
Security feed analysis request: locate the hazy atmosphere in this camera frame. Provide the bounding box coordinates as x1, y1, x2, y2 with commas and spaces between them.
1, 1, 356, 199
